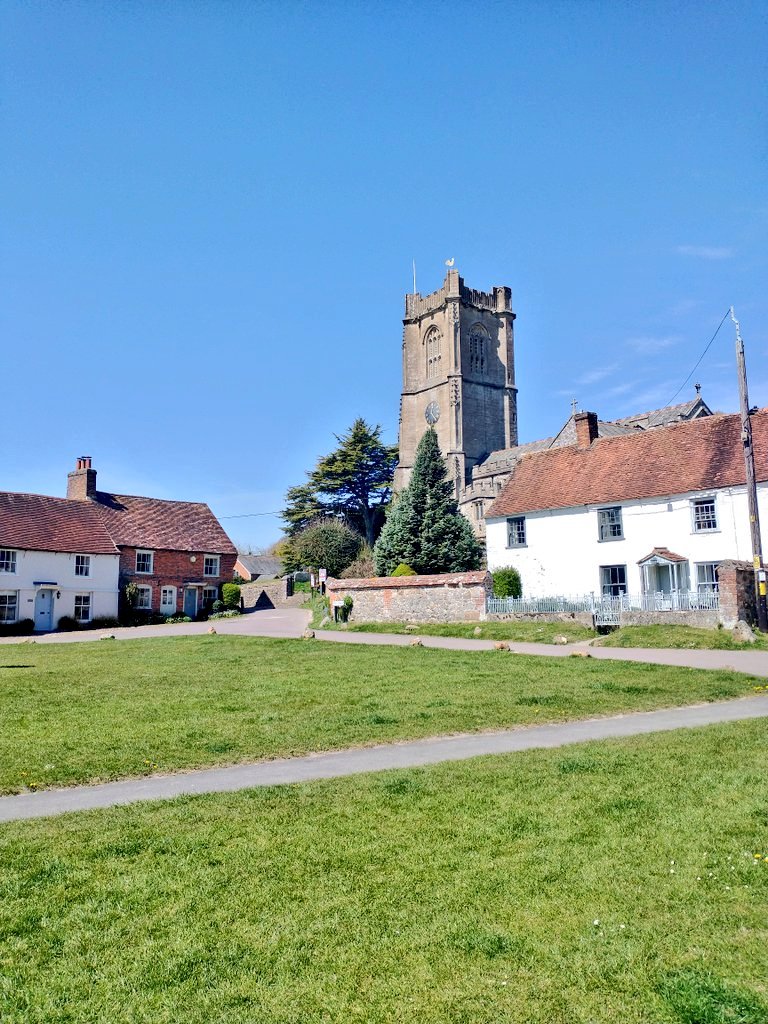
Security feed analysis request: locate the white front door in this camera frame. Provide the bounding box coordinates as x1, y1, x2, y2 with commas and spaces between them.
160, 586, 177, 616
34, 589, 54, 631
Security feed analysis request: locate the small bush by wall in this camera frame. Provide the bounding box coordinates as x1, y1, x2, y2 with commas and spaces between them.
222, 583, 241, 609
0, 618, 35, 637
392, 563, 416, 577
493, 566, 522, 598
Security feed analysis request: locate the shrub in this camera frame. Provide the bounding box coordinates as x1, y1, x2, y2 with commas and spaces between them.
221, 583, 241, 610
293, 519, 362, 578
209, 610, 241, 619
211, 599, 225, 613
340, 545, 376, 579
0, 618, 35, 637
88, 616, 120, 630
56, 615, 80, 632
164, 614, 192, 624
392, 563, 417, 577
492, 566, 522, 598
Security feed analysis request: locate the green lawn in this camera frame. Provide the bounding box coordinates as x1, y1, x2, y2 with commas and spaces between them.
597, 624, 768, 651
0, 635, 760, 795
1, 721, 767, 1023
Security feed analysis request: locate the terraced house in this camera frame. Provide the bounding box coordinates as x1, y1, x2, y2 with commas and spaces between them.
0, 458, 237, 630
484, 409, 768, 602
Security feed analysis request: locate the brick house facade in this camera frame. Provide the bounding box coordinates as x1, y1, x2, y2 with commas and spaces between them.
66, 457, 237, 618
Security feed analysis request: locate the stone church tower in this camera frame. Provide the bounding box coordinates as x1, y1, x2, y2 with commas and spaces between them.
394, 268, 517, 496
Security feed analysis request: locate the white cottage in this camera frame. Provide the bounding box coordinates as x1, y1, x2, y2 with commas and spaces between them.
485, 409, 768, 600
0, 492, 120, 630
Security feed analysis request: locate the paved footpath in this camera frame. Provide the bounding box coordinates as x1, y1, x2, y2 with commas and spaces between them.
2, 695, 768, 823
4, 607, 768, 678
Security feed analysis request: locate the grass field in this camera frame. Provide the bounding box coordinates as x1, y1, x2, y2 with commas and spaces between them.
343, 618, 594, 643
0, 635, 760, 795
1, 720, 767, 1023
597, 624, 768, 650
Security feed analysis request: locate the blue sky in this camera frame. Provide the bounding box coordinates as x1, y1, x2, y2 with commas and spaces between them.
2, 1, 766, 550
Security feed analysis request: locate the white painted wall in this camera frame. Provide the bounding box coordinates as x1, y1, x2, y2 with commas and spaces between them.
0, 549, 120, 628
486, 484, 768, 597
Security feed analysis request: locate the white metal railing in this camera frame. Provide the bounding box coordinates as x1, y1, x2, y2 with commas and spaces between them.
487, 591, 719, 617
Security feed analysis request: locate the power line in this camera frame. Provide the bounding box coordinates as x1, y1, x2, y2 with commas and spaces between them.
218, 511, 282, 520
665, 308, 731, 406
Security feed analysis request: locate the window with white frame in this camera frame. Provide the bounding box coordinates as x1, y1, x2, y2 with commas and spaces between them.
203, 555, 220, 577
135, 585, 152, 610
74, 594, 91, 622
135, 550, 154, 574
74, 554, 91, 577
507, 516, 526, 547
696, 562, 720, 592
600, 565, 627, 596
597, 506, 623, 541
0, 591, 18, 622
692, 497, 718, 532
203, 586, 218, 607
0, 549, 17, 574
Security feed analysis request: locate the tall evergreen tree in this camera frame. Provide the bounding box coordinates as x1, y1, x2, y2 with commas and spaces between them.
374, 429, 483, 576
309, 419, 398, 547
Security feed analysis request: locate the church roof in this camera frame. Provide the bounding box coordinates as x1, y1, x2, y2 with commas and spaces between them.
485, 410, 768, 518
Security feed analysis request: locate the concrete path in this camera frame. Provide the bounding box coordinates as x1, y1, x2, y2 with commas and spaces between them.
3, 608, 767, 677
2, 695, 767, 823
0, 607, 312, 644
313, 629, 768, 678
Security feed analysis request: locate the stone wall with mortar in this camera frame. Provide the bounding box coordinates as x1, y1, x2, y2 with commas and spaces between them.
326, 571, 493, 624
717, 559, 758, 628
619, 610, 720, 629
241, 578, 290, 611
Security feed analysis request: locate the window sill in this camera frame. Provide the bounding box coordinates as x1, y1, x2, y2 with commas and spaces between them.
506, 545, 528, 550
597, 537, 624, 543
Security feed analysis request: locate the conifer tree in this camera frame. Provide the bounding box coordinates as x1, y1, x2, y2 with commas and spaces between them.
374, 429, 483, 576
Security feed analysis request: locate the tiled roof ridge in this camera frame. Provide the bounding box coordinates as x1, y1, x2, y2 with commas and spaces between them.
610, 398, 699, 424
95, 490, 211, 509
485, 408, 768, 519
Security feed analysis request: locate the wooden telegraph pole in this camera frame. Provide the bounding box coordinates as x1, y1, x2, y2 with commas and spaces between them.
731, 307, 768, 632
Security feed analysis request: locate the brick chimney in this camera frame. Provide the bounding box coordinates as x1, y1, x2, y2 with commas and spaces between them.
574, 411, 599, 448
67, 456, 97, 500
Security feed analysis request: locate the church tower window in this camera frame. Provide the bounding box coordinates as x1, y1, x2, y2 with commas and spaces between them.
425, 326, 442, 379
469, 324, 487, 375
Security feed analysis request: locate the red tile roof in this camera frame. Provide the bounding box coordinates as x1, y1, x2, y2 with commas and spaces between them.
486, 410, 768, 518
92, 493, 237, 554
0, 493, 119, 554
638, 547, 688, 564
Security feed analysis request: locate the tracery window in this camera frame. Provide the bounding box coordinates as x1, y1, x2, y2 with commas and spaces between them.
425, 327, 442, 379
469, 325, 487, 375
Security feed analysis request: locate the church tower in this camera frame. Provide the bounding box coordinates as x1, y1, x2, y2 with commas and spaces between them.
394, 268, 517, 496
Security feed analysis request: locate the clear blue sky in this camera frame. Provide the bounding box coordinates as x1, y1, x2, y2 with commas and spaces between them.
2, 1, 766, 550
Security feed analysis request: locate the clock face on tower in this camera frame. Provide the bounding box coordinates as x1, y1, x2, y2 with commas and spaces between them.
425, 401, 440, 425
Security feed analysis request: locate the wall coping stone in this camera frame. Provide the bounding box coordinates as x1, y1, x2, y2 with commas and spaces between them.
327, 570, 491, 591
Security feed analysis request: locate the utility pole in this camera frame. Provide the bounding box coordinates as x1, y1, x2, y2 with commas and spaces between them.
731, 307, 768, 632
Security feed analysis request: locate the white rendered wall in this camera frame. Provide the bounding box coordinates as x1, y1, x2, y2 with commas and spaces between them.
0, 549, 120, 626
485, 484, 768, 598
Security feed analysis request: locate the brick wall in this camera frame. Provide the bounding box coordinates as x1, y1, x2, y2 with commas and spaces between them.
717, 559, 758, 628
119, 547, 237, 614
326, 571, 493, 624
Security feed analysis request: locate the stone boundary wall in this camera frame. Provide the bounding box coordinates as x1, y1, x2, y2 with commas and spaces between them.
619, 610, 720, 629
718, 559, 758, 628
487, 611, 595, 627
241, 579, 289, 611
326, 571, 493, 624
